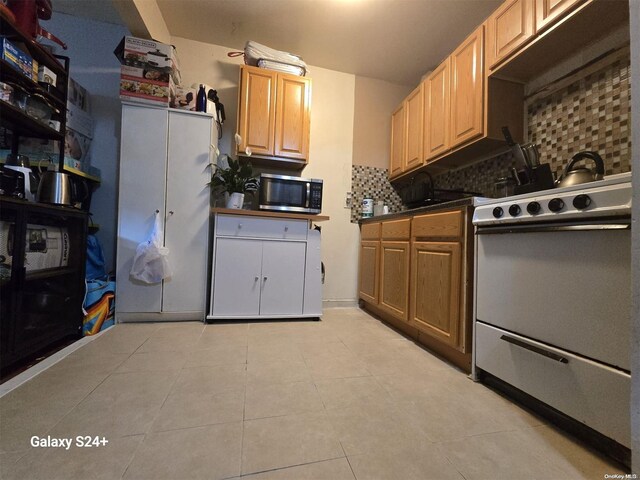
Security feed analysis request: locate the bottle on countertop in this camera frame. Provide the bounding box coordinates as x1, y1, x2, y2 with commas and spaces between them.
196, 84, 207, 112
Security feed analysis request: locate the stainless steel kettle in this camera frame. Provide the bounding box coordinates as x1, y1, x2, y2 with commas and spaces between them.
37, 171, 73, 206
556, 151, 605, 188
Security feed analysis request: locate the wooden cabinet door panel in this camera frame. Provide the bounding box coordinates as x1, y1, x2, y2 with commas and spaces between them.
450, 26, 484, 148
359, 241, 380, 304
260, 240, 306, 315
410, 241, 462, 349
275, 74, 311, 160
379, 241, 410, 321
404, 85, 423, 171
424, 59, 450, 161
212, 238, 262, 316
390, 103, 405, 178
535, 0, 583, 32
238, 67, 276, 156
486, 0, 535, 69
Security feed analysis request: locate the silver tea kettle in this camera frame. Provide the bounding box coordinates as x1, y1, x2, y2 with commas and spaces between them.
556, 151, 605, 188
37, 171, 73, 206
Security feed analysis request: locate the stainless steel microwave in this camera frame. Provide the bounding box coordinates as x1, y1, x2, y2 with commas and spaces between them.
259, 174, 323, 214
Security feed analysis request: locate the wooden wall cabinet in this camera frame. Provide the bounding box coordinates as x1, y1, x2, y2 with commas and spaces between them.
389, 103, 405, 179
404, 85, 424, 172
237, 65, 311, 167
486, 0, 536, 69
535, 0, 583, 33
423, 59, 451, 162
449, 25, 485, 149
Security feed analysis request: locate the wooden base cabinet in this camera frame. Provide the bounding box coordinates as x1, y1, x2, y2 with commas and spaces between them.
359, 207, 473, 371
410, 241, 462, 348
379, 241, 410, 322
359, 240, 380, 304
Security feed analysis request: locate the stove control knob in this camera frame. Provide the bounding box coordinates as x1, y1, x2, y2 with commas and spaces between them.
508, 204, 521, 217
492, 207, 504, 218
573, 194, 592, 210
548, 198, 565, 212
527, 201, 541, 215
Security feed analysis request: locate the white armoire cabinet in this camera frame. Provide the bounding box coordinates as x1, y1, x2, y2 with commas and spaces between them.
116, 102, 215, 321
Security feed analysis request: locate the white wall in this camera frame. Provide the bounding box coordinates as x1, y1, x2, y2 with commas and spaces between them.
42, 14, 129, 273
172, 37, 359, 305
629, 0, 639, 471
352, 76, 411, 169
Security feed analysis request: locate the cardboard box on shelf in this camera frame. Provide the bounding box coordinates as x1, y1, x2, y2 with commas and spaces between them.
114, 35, 181, 85
119, 65, 176, 107
1, 38, 37, 82
68, 78, 91, 112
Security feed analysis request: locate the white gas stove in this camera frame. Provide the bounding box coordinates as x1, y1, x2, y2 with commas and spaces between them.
473, 172, 632, 226
472, 170, 632, 450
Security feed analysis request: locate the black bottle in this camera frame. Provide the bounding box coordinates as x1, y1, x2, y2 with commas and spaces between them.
196, 84, 207, 112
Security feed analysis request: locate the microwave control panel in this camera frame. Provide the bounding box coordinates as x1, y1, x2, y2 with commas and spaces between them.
310, 183, 323, 209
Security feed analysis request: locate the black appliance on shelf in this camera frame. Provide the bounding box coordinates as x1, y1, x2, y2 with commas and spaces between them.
399, 171, 480, 209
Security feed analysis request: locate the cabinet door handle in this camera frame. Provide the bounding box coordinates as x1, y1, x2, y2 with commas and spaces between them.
284, 226, 289, 232
254, 276, 259, 281
238, 223, 243, 229
263, 276, 268, 282
168, 211, 174, 216
499, 335, 569, 364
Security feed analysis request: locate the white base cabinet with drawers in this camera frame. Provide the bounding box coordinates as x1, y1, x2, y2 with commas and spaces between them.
207, 213, 322, 320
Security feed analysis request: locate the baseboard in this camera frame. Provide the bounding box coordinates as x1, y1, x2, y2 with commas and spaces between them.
116, 311, 205, 323
322, 299, 359, 309
0, 328, 111, 398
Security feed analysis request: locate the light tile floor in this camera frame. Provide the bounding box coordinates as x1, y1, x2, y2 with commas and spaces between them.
0, 308, 627, 479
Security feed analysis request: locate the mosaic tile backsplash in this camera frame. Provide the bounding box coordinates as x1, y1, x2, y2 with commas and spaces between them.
351, 165, 405, 222
352, 55, 631, 220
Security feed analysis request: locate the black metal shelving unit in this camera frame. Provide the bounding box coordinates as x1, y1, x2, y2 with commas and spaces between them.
0, 11, 88, 376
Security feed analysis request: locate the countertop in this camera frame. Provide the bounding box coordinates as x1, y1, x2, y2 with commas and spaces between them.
358, 196, 488, 224
211, 207, 330, 222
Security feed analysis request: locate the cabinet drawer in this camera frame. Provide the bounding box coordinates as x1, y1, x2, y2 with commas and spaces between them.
381, 218, 411, 240
476, 322, 630, 447
412, 210, 463, 238
361, 222, 381, 240
216, 215, 308, 240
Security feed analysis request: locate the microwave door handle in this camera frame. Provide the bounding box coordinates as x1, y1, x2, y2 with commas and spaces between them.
305, 183, 311, 208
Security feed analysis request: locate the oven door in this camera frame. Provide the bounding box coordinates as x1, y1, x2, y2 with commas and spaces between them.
259, 176, 312, 212
476, 219, 631, 370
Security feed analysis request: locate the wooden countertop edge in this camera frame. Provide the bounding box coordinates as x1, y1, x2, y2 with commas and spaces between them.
211, 207, 330, 222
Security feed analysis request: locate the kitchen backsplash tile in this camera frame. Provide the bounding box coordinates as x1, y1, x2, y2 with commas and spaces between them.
351, 165, 405, 222
527, 57, 631, 179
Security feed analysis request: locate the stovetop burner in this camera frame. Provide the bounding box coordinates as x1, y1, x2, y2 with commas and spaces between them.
473, 172, 632, 226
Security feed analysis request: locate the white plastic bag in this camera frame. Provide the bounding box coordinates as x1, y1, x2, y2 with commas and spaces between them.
129, 212, 171, 284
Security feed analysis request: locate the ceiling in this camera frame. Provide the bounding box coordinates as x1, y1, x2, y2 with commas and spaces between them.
53, 0, 502, 86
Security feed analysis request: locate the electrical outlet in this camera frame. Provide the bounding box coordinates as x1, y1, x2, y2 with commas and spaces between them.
345, 192, 352, 209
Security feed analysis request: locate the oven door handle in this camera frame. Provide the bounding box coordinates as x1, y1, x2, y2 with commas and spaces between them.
477, 220, 630, 234
500, 335, 569, 364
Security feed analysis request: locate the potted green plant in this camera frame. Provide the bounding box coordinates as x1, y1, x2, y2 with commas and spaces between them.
212, 155, 259, 209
